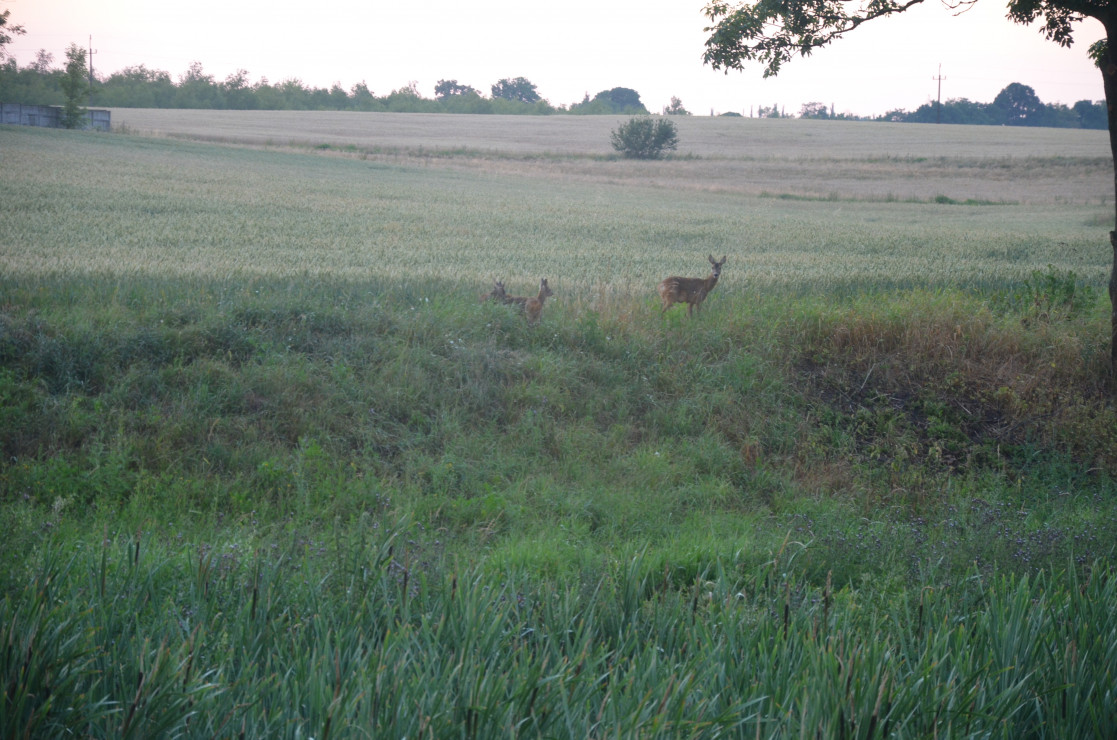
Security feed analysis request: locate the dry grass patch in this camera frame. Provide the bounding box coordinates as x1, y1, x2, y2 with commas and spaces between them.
792, 292, 1115, 475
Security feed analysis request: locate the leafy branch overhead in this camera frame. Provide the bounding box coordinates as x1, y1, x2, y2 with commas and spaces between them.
702, 0, 925, 76
0, 6, 26, 59
702, 0, 1096, 78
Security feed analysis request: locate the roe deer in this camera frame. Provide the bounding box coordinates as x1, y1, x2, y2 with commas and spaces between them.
480, 280, 507, 303
505, 278, 553, 323
658, 255, 727, 317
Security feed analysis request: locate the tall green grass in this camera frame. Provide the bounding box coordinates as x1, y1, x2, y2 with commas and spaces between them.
5, 524, 1116, 738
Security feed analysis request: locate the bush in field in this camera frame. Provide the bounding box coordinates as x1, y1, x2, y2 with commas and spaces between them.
610, 116, 678, 159
994, 265, 1098, 323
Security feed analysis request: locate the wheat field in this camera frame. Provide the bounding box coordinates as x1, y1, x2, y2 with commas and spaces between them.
2, 111, 1112, 299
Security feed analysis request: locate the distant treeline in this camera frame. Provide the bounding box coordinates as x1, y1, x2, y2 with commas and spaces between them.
0, 58, 653, 115
0, 55, 1106, 128
779, 83, 1104, 129
877, 82, 1106, 129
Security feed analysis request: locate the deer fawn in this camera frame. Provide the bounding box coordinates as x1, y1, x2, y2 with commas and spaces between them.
504, 278, 553, 323
480, 280, 507, 303
658, 255, 727, 317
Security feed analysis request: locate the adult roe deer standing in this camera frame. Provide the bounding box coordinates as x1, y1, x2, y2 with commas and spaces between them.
658, 255, 727, 316
505, 278, 554, 323
525, 278, 554, 323
500, 279, 554, 322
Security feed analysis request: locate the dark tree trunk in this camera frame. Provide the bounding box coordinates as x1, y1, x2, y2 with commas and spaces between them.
1105, 22, 1117, 381
1111, 228, 1116, 378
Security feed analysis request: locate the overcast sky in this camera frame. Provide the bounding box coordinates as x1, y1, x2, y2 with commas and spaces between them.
5, 0, 1106, 117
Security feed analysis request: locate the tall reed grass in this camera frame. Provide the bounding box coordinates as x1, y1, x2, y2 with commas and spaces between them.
4, 526, 1115, 738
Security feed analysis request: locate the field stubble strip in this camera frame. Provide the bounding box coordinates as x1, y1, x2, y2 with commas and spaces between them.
0, 120, 1111, 296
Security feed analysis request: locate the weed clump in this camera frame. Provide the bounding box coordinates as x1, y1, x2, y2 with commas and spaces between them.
991, 264, 1098, 324
786, 286, 1114, 524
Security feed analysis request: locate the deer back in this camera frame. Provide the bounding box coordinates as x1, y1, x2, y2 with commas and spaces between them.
658, 275, 711, 303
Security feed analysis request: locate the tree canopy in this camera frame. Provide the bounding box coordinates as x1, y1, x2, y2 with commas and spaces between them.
490, 77, 541, 104
995, 81, 1045, 124
663, 96, 691, 115
593, 87, 647, 113
702, 0, 1106, 77
434, 79, 480, 99
570, 87, 649, 114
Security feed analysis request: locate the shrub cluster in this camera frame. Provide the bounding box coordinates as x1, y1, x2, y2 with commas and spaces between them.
609, 116, 679, 159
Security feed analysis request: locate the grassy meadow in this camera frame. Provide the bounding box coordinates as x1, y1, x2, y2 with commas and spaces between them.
2, 113, 1116, 737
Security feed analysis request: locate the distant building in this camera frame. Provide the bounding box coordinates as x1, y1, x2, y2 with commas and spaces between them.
0, 103, 111, 131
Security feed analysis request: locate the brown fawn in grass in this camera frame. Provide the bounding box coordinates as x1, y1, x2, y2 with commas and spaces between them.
504, 279, 553, 323
480, 280, 507, 303
658, 255, 727, 317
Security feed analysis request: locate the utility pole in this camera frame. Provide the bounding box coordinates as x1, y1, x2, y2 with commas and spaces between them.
88, 35, 97, 94
932, 64, 945, 123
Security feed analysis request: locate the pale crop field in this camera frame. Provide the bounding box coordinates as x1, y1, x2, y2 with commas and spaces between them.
1, 112, 1112, 303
